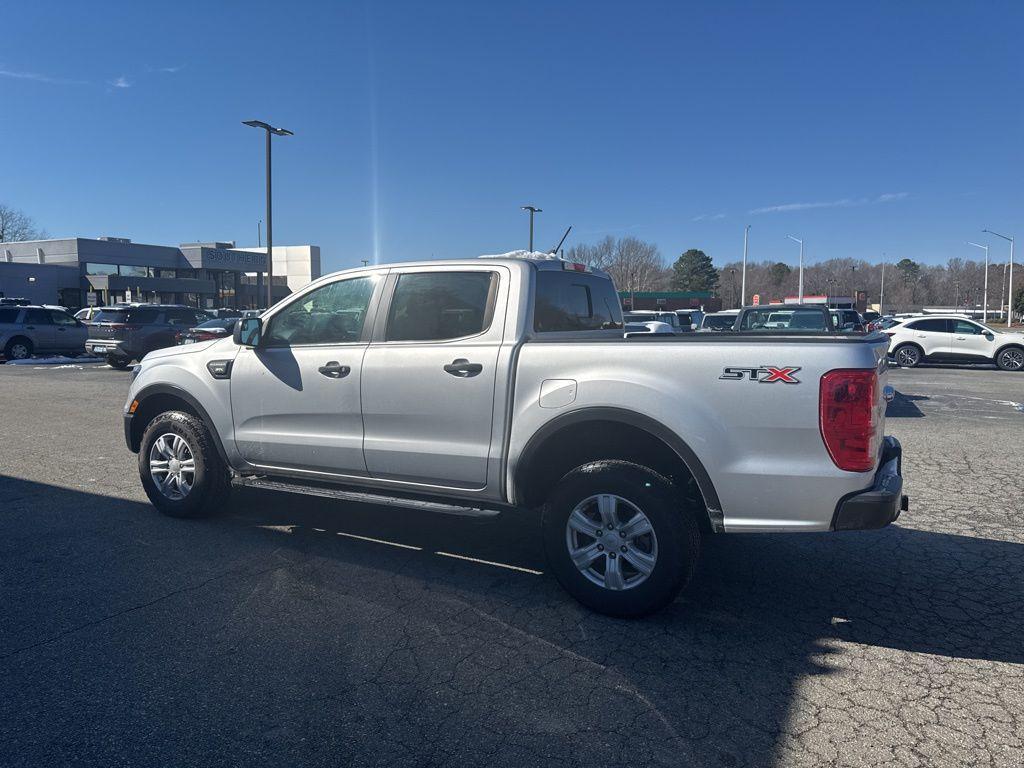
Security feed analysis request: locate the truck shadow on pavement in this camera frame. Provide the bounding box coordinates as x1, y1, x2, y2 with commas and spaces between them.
886, 391, 930, 418
2, 476, 1022, 767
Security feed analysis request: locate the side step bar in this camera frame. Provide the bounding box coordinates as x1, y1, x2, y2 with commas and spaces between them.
232, 475, 502, 519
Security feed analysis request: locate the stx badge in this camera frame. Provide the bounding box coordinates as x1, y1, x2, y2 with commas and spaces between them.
720, 366, 802, 384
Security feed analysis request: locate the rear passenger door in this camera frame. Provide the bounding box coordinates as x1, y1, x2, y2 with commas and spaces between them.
23, 308, 55, 351
905, 318, 953, 357
360, 267, 507, 489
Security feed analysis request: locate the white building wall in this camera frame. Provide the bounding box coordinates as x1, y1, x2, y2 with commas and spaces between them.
234, 245, 321, 292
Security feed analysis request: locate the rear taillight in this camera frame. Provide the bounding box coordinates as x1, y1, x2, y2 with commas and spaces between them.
819, 369, 880, 472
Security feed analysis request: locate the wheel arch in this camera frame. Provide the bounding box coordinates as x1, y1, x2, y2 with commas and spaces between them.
995, 342, 1024, 366
128, 384, 229, 465
513, 407, 723, 531
4, 335, 34, 354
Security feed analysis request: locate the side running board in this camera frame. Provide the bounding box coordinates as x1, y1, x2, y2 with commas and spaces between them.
232, 475, 502, 519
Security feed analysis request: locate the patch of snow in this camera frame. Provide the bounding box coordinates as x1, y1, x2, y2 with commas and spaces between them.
478, 250, 561, 261
6, 355, 104, 366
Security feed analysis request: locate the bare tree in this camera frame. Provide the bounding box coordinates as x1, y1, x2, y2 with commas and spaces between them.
566, 236, 664, 293
0, 203, 47, 242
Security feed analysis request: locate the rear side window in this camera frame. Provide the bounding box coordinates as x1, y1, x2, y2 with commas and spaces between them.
0, 308, 19, 323
93, 309, 129, 323
127, 308, 161, 324
907, 318, 950, 333
534, 271, 623, 332
386, 271, 498, 342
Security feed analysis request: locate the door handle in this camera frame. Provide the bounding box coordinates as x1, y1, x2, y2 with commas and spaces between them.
444, 358, 483, 377
25, 325, 35, 330
956, 336, 966, 340
318, 361, 351, 378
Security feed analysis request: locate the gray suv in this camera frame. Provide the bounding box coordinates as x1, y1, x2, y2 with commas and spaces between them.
85, 305, 210, 369
0, 305, 89, 361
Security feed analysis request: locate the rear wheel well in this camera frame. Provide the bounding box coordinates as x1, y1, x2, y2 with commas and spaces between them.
516, 419, 714, 532
4, 335, 33, 352
130, 393, 202, 452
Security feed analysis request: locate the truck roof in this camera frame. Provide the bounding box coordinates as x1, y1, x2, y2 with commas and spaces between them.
316, 252, 611, 284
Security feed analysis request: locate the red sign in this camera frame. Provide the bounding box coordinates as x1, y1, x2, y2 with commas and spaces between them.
752, 294, 760, 306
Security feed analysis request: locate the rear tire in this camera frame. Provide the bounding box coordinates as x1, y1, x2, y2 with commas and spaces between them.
139, 410, 231, 518
542, 460, 701, 618
996, 346, 1024, 372
893, 344, 922, 368
4, 337, 33, 360
107, 356, 131, 370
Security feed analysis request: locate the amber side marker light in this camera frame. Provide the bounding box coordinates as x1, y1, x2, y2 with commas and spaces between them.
128, 400, 139, 414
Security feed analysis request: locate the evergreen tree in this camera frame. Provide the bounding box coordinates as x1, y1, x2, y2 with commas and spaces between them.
671, 249, 719, 292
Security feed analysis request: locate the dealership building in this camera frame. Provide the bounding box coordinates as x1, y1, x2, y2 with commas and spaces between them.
0, 236, 321, 309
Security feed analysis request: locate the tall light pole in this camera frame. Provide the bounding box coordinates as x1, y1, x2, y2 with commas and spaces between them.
741, 225, 750, 306
243, 119, 294, 308
786, 234, 804, 302
879, 254, 886, 314
967, 241, 989, 322
983, 229, 1014, 327
521, 205, 542, 252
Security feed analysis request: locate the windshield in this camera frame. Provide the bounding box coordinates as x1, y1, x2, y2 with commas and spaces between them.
740, 307, 829, 331
702, 315, 736, 330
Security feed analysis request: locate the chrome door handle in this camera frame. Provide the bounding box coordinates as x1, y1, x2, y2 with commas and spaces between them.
956, 336, 966, 340
443, 358, 483, 377
318, 361, 351, 378
25, 325, 35, 330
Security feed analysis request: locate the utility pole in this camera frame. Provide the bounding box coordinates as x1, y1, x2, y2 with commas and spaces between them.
257, 220, 262, 248
879, 256, 886, 314
741, 225, 750, 306
968, 241, 989, 322
521, 205, 542, 252
984, 229, 1014, 327
786, 235, 804, 302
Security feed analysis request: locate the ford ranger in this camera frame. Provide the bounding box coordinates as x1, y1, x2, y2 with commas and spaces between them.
123, 253, 907, 616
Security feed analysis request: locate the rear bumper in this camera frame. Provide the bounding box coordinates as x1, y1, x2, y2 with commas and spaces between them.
86, 340, 129, 358
831, 436, 908, 530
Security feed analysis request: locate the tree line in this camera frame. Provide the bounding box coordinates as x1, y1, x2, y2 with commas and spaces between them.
567, 235, 1023, 314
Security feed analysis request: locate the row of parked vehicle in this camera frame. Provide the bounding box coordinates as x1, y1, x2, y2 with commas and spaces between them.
0, 300, 255, 366
624, 306, 875, 336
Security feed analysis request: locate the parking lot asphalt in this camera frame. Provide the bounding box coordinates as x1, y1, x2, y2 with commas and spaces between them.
1, 362, 1022, 768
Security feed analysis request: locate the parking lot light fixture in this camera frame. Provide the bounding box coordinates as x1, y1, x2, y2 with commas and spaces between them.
983, 229, 1013, 327
521, 206, 542, 252
786, 235, 804, 302
967, 242, 990, 322
741, 225, 750, 306
243, 119, 294, 308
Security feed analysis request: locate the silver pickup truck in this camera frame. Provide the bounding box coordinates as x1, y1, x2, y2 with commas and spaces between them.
123, 253, 906, 616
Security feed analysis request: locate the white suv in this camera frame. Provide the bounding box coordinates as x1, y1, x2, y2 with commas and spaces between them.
886, 315, 1024, 371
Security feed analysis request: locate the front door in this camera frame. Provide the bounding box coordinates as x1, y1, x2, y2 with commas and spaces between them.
361, 267, 507, 489
950, 319, 994, 360
230, 273, 384, 476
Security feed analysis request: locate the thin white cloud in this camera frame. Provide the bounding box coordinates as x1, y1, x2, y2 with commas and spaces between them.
0, 66, 84, 85
109, 75, 132, 88
750, 192, 908, 215
692, 213, 726, 222
156, 65, 184, 73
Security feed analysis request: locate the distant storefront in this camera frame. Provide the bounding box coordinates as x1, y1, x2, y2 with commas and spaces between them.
0, 236, 319, 310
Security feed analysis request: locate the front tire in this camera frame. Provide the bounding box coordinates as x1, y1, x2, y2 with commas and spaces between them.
139, 411, 230, 518
542, 461, 701, 618
996, 346, 1024, 372
893, 344, 922, 368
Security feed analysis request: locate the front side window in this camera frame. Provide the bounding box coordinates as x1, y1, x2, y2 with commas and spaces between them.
49, 309, 77, 326
533, 271, 622, 332
265, 276, 376, 346
953, 320, 983, 335
386, 271, 497, 342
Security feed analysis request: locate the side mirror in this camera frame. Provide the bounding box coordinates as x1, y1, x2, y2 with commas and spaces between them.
984, 332, 995, 340
234, 317, 262, 346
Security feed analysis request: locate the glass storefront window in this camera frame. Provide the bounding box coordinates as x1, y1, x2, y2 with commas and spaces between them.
85, 263, 119, 275
120, 265, 150, 278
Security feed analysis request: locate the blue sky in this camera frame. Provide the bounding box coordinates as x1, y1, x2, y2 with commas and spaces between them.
2, 1, 1022, 273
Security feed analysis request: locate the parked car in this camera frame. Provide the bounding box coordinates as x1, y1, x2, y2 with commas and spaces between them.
674, 310, 704, 331
74, 306, 109, 323
830, 309, 866, 333
123, 255, 905, 617
176, 317, 238, 345
699, 310, 740, 332
85, 305, 210, 369
0, 304, 89, 360
623, 310, 685, 333
884, 315, 1024, 371
737, 306, 835, 332
623, 321, 675, 337
205, 308, 243, 319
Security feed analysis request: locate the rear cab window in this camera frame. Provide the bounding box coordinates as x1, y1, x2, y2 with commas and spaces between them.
533, 270, 623, 333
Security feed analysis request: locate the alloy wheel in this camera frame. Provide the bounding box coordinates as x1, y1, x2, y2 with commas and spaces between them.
999, 348, 1024, 371
148, 433, 197, 500
565, 494, 659, 591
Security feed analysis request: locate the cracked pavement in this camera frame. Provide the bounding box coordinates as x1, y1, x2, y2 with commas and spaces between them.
0, 362, 1022, 767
